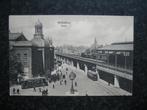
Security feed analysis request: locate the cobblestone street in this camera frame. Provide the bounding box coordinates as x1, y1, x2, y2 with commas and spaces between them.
10, 63, 131, 96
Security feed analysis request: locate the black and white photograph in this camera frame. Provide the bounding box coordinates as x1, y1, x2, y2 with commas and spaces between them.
9, 15, 133, 96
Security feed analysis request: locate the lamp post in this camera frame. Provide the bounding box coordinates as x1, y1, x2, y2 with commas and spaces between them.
69, 71, 76, 94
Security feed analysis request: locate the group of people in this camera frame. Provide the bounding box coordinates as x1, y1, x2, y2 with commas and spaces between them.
33, 87, 48, 96
42, 89, 48, 96
12, 88, 20, 94
31, 65, 78, 95
59, 79, 67, 85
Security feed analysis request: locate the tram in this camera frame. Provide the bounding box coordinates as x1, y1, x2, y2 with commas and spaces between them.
87, 70, 98, 81
21, 77, 48, 89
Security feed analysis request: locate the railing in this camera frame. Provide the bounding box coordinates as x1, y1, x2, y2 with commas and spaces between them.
57, 53, 104, 63
96, 63, 133, 75
56, 53, 133, 75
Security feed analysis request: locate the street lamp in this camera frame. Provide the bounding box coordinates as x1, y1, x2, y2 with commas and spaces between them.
17, 74, 21, 84
69, 71, 76, 94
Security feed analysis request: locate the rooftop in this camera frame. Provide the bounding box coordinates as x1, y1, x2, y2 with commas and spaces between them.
111, 41, 133, 45
13, 41, 32, 47
9, 32, 28, 41
98, 41, 133, 51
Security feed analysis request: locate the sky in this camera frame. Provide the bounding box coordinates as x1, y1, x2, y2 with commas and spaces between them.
9, 15, 133, 47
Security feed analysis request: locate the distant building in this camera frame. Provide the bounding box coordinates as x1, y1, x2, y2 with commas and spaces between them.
81, 41, 133, 70
55, 45, 87, 56
9, 20, 54, 79
90, 38, 103, 50
95, 41, 133, 93
96, 41, 133, 70
82, 38, 103, 59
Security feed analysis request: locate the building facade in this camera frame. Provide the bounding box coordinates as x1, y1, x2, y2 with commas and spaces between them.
95, 42, 133, 92
95, 42, 133, 70
9, 20, 54, 79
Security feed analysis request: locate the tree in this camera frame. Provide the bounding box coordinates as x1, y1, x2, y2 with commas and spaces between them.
9, 50, 24, 84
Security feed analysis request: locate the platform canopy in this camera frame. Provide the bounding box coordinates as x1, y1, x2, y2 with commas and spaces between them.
98, 42, 133, 51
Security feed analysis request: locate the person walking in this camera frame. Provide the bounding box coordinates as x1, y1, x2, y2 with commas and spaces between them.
39, 88, 42, 92
42, 90, 44, 96
60, 81, 61, 85
13, 88, 15, 94
63, 74, 65, 79
86, 91, 88, 96
75, 81, 77, 87
17, 89, 20, 94
64, 80, 67, 85
66, 68, 68, 71
53, 84, 55, 89
33, 87, 36, 92
46, 89, 48, 95
108, 82, 110, 86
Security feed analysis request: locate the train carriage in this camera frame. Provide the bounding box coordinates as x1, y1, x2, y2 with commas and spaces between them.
21, 77, 48, 89
87, 70, 98, 81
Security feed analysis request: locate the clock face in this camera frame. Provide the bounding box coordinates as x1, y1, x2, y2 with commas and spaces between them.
69, 72, 76, 80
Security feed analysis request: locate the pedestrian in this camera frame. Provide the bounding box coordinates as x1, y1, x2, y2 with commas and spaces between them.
17, 89, 19, 94
42, 90, 44, 96
64, 80, 67, 85
46, 89, 48, 95
60, 80, 62, 85
75, 82, 77, 87
108, 82, 110, 86
39, 88, 42, 92
13, 88, 15, 94
33, 87, 36, 92
86, 91, 88, 96
63, 74, 65, 79
49, 79, 51, 83
53, 84, 55, 89
60, 71, 62, 75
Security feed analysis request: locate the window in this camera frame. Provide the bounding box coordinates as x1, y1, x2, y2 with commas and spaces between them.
23, 53, 28, 66
23, 53, 27, 60
123, 52, 130, 56
109, 51, 113, 54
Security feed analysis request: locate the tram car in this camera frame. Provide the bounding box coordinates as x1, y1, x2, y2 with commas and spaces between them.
87, 70, 98, 81
21, 77, 48, 89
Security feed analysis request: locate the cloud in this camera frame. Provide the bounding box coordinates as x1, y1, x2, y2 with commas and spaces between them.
9, 15, 133, 47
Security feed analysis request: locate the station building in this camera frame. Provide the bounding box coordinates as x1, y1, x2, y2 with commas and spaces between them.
9, 20, 54, 79
95, 41, 133, 92
95, 41, 133, 70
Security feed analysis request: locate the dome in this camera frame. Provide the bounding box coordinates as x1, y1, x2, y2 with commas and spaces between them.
44, 40, 50, 47
35, 19, 42, 27
31, 38, 45, 47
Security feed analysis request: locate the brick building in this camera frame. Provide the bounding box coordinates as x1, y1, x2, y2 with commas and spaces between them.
9, 20, 54, 79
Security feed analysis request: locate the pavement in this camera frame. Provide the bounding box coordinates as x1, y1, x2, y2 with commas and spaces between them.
10, 63, 132, 96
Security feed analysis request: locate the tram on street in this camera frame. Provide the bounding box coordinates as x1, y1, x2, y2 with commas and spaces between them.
21, 77, 48, 89
87, 70, 98, 81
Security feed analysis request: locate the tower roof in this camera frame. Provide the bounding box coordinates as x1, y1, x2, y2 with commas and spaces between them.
35, 19, 42, 27
32, 38, 45, 47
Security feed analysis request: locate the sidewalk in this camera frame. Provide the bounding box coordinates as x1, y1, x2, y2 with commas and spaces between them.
10, 63, 132, 96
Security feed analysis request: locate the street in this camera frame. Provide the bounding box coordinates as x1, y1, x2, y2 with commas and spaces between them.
10, 63, 131, 96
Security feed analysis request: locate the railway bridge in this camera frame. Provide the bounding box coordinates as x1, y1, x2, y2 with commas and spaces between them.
55, 53, 133, 93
